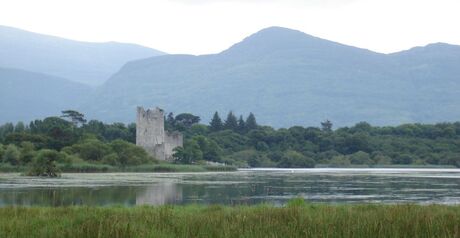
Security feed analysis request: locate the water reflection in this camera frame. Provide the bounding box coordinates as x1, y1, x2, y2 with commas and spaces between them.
136, 183, 182, 205
0, 169, 460, 207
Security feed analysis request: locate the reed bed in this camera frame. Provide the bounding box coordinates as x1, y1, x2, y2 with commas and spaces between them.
1, 201, 459, 238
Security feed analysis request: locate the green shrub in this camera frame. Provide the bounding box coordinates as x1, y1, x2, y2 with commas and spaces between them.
277, 150, 315, 168
26, 149, 61, 177
3, 144, 20, 165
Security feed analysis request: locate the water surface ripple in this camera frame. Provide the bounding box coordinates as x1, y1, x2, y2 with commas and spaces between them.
1, 168, 460, 206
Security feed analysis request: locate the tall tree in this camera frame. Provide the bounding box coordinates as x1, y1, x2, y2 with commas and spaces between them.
209, 111, 223, 132
165, 112, 175, 131
166, 112, 175, 125
224, 111, 238, 131
175, 113, 200, 129
321, 120, 333, 132
61, 110, 87, 127
14, 122, 25, 133
245, 113, 258, 131
237, 115, 246, 133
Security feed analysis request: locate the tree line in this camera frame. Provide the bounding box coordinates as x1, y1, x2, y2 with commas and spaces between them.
1, 110, 460, 172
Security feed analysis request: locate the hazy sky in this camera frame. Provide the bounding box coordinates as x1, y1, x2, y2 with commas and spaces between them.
1, 0, 459, 55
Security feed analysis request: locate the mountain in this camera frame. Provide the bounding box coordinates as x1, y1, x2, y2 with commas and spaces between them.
0, 25, 165, 86
0, 67, 92, 123
83, 27, 460, 127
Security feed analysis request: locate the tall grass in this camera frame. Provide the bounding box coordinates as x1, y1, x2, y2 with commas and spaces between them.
1, 202, 459, 237
0, 162, 237, 174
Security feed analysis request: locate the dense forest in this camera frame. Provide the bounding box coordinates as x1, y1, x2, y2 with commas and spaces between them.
1, 110, 460, 173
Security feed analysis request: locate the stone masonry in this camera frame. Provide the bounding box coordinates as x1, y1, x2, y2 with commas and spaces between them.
136, 107, 183, 161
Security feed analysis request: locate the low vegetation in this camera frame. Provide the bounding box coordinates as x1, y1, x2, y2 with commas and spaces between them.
1, 110, 460, 173
1, 201, 459, 237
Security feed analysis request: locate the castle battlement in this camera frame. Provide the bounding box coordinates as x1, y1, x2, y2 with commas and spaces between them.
136, 107, 183, 161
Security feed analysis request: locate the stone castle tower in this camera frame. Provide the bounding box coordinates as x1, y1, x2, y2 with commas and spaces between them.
136, 107, 183, 161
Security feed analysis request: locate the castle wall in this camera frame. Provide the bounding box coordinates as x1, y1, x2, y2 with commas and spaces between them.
165, 131, 184, 161
136, 106, 183, 161
136, 107, 166, 160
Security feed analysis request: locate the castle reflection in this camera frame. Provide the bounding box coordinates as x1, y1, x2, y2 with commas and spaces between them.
136, 183, 183, 205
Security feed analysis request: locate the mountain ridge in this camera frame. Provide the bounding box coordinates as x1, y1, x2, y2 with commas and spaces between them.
0, 66, 92, 123
1, 26, 459, 127
83, 26, 460, 127
0, 25, 165, 86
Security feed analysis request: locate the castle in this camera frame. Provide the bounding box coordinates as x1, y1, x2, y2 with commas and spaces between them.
136, 107, 183, 161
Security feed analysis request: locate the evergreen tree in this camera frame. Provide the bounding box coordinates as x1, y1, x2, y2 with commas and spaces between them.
167, 112, 175, 125
321, 120, 333, 132
224, 111, 238, 131
209, 112, 223, 132
245, 112, 258, 131
14, 122, 25, 133
237, 115, 246, 133
165, 112, 175, 130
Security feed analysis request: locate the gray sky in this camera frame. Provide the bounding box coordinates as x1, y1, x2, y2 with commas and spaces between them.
1, 0, 459, 55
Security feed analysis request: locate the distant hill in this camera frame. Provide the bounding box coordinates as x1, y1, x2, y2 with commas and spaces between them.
83, 27, 460, 127
0, 67, 91, 123
0, 25, 165, 86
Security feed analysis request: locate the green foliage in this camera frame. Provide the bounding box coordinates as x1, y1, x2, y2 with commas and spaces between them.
329, 155, 352, 167
191, 135, 223, 162
224, 111, 238, 131
226, 150, 269, 167
101, 153, 119, 166
174, 113, 200, 130
27, 149, 61, 177
187, 124, 209, 137
321, 120, 333, 132
245, 113, 258, 131
2, 112, 460, 169
237, 115, 246, 133
61, 110, 87, 126
173, 140, 203, 164
0, 144, 4, 160
166, 112, 175, 129
0, 122, 14, 141
349, 151, 373, 165
277, 150, 315, 168
209, 130, 249, 153
4, 133, 48, 149
209, 111, 224, 132
3, 144, 21, 165
69, 139, 111, 161
19, 142, 36, 165
374, 154, 392, 165
109, 140, 151, 166
14, 122, 26, 133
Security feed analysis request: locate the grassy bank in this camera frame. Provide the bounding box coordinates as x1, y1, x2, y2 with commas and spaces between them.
0, 162, 237, 173
1, 202, 459, 238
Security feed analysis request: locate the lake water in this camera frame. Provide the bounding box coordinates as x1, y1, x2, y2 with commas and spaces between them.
1, 168, 460, 207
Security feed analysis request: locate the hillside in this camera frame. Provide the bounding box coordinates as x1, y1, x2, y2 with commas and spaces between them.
0, 67, 91, 123
84, 27, 460, 127
0, 25, 165, 86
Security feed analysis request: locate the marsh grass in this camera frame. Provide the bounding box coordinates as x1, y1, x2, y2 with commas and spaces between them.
0, 163, 237, 174
1, 202, 459, 238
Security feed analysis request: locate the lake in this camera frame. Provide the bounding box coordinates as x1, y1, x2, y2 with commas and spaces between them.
1, 168, 460, 207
